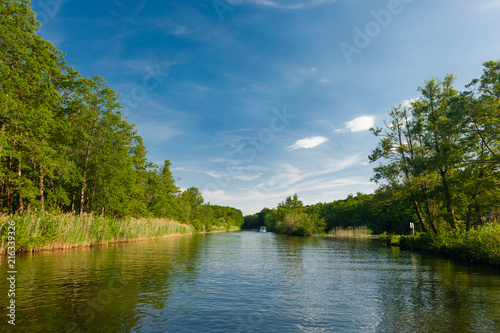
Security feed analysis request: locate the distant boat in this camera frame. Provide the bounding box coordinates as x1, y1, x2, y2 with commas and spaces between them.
259, 226, 267, 232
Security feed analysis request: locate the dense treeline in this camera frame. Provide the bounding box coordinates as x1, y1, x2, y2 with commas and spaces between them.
246, 60, 500, 241
370, 61, 500, 234
243, 194, 325, 236
244, 191, 412, 235
0, 0, 243, 231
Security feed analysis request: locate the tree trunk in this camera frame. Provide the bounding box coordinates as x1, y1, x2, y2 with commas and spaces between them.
412, 198, 428, 232
17, 154, 23, 212
398, 120, 433, 234
419, 182, 438, 233
8, 156, 13, 213
0, 122, 5, 161
465, 170, 483, 231
89, 137, 105, 213
71, 190, 76, 213
89, 174, 98, 213
439, 169, 456, 229
39, 165, 44, 211
80, 119, 97, 215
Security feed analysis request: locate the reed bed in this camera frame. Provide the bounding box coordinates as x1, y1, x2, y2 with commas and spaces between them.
0, 212, 195, 254
207, 225, 241, 233
326, 226, 373, 237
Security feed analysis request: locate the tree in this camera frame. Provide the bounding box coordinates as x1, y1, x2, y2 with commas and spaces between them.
371, 63, 500, 233
1, 0, 70, 213
278, 193, 303, 210
370, 105, 438, 233
264, 194, 325, 236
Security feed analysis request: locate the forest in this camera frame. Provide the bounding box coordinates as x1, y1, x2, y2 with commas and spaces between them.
0, 0, 243, 242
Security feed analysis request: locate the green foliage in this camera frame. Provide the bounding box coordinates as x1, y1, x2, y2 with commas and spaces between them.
370, 60, 500, 234
379, 232, 401, 246
257, 194, 326, 236
399, 224, 500, 267
242, 208, 271, 229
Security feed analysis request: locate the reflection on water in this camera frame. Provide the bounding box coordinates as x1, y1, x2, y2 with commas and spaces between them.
1, 232, 499, 332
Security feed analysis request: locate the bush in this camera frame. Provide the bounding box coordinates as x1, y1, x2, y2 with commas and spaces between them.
399, 223, 500, 267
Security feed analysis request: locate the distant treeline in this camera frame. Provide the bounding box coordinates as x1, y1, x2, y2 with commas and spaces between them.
0, 1, 243, 231
245, 59, 500, 237
243, 192, 414, 235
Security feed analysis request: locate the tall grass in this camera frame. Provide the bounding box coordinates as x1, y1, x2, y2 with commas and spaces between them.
0, 212, 196, 254
399, 223, 500, 267
207, 225, 241, 233
326, 226, 373, 237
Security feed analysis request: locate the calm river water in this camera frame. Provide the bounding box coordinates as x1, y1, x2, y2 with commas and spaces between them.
1, 231, 500, 332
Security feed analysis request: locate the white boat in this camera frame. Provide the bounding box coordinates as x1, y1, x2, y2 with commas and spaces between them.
259, 226, 267, 232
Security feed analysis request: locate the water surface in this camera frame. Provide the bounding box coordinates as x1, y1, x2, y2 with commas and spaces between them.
1, 232, 499, 332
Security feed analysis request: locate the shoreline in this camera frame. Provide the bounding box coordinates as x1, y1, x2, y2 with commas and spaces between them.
0, 212, 240, 255
0, 228, 241, 255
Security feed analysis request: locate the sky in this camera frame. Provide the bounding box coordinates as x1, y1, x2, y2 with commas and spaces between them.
31, 0, 500, 215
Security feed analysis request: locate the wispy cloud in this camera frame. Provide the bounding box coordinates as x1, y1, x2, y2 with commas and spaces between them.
257, 155, 363, 192
247, 0, 339, 10
171, 25, 188, 35
478, 0, 500, 10
250, 175, 371, 206
290, 136, 328, 149
335, 116, 374, 133
206, 168, 262, 181
234, 172, 263, 181
207, 170, 222, 178
135, 122, 180, 142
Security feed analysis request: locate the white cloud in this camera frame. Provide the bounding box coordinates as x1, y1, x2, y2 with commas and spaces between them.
290, 136, 328, 150
401, 98, 418, 108
344, 116, 375, 132
203, 189, 225, 201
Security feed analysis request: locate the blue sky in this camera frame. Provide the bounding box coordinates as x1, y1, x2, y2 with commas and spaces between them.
31, 0, 500, 215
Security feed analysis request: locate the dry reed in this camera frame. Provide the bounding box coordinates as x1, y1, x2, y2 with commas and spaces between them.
0, 212, 196, 254
327, 226, 373, 237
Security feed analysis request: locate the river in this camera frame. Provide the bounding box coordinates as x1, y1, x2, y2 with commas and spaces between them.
1, 231, 499, 332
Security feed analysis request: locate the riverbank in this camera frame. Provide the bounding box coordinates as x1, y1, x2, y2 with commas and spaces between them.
0, 212, 239, 254
392, 224, 500, 268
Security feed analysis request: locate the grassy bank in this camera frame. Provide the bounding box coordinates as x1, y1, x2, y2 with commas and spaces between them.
0, 212, 199, 254
396, 224, 500, 267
